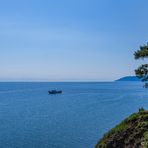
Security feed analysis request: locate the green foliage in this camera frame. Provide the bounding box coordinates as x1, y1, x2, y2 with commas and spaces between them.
97, 119, 129, 147
105, 120, 128, 137
139, 107, 145, 112
126, 113, 139, 121
96, 111, 148, 148
142, 131, 148, 148
135, 64, 148, 82
134, 45, 148, 59
134, 43, 148, 87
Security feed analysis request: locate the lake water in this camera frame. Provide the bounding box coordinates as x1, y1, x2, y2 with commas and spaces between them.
0, 82, 148, 148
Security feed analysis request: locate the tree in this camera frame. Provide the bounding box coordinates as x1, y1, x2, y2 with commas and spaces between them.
134, 43, 148, 87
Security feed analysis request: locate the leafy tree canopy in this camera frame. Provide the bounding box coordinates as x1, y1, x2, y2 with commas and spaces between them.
134, 45, 148, 59
134, 43, 148, 87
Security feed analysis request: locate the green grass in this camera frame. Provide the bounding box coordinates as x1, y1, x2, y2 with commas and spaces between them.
106, 120, 127, 137
143, 131, 148, 148
96, 110, 148, 148
97, 119, 128, 147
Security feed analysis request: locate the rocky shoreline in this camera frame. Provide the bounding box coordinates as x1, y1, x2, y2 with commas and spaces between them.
96, 109, 148, 148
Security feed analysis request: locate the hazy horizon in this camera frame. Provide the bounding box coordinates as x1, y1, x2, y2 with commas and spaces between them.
1, 0, 148, 81
0, 75, 138, 82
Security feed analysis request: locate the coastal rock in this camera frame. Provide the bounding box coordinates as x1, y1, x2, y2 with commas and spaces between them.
96, 110, 148, 148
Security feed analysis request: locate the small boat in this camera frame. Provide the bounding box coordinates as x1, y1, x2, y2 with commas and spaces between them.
48, 90, 62, 94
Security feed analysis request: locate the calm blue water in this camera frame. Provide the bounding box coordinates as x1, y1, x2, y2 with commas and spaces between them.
0, 82, 148, 148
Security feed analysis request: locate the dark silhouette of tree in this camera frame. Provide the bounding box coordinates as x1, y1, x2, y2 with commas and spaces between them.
134, 43, 148, 87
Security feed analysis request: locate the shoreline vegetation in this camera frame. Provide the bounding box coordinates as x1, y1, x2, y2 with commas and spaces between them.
96, 43, 148, 148
95, 109, 148, 148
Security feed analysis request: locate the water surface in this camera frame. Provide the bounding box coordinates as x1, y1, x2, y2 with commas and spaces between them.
0, 82, 148, 148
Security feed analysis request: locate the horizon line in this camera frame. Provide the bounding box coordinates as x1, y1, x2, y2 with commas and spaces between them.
0, 80, 115, 83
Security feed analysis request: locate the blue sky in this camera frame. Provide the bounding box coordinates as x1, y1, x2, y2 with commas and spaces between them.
0, 0, 148, 81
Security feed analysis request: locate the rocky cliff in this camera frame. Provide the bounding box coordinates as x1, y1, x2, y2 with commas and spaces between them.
96, 109, 148, 148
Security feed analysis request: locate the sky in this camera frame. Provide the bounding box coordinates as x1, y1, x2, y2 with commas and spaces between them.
0, 0, 148, 81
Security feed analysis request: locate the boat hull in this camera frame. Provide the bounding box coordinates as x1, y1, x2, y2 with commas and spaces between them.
48, 90, 62, 94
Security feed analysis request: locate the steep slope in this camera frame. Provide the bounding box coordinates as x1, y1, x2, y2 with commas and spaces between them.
96, 110, 148, 148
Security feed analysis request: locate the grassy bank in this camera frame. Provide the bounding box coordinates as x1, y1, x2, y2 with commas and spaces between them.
96, 109, 148, 148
